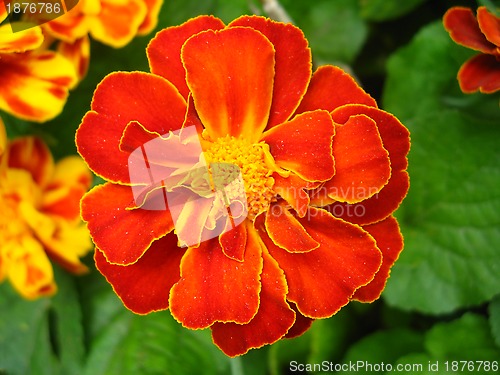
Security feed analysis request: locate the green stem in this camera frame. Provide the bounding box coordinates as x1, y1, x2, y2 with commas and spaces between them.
230, 356, 245, 375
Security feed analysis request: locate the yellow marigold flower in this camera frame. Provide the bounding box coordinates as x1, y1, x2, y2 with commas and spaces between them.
0, 136, 92, 299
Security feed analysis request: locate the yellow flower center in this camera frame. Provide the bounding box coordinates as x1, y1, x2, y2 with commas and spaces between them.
203, 135, 276, 220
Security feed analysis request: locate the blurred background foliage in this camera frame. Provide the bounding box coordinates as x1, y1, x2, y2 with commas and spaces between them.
1, 0, 500, 374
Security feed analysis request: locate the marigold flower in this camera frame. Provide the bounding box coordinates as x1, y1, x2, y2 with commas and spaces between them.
76, 15, 410, 356
0, 2, 77, 122
444, 6, 500, 93
39, 0, 163, 80
0, 135, 92, 299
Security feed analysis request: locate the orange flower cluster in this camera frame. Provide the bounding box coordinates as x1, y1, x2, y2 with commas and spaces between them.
77, 16, 410, 356
0, 123, 92, 299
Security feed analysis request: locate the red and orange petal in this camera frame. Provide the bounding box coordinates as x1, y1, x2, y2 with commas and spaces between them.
329, 104, 410, 225
295, 66, 377, 114
229, 16, 312, 129
443, 6, 498, 54
458, 54, 500, 93
57, 36, 90, 81
7, 137, 54, 187
95, 233, 185, 314
0, 117, 6, 156
137, 0, 163, 35
81, 183, 174, 265
90, 0, 146, 48
264, 202, 319, 253
0, 23, 44, 53
324, 114, 391, 204
353, 215, 404, 302
76, 72, 186, 183
477, 6, 500, 47
211, 250, 295, 357
182, 27, 275, 142
259, 207, 382, 318
272, 173, 320, 217
261, 110, 335, 182
169, 223, 263, 329
147, 16, 225, 99
0, 51, 77, 122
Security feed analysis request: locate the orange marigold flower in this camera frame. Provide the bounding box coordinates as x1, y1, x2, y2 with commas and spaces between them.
444, 6, 500, 93
40, 0, 163, 80
0, 3, 77, 122
76, 15, 410, 356
0, 135, 92, 299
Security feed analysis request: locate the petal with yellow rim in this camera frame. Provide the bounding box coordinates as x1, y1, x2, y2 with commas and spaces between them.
0, 52, 77, 122
147, 15, 225, 99
90, 0, 146, 48
0, 23, 44, 53
458, 54, 500, 93
76, 72, 186, 184
261, 207, 382, 318
95, 233, 185, 314
81, 183, 174, 265
325, 114, 391, 204
477, 6, 500, 47
443, 7, 497, 54
211, 248, 295, 357
272, 173, 320, 217
295, 66, 377, 114
353, 216, 404, 302
261, 110, 335, 182
284, 303, 314, 339
182, 27, 275, 141
7, 137, 54, 187
169, 223, 263, 329
57, 36, 90, 81
137, 0, 163, 35
229, 15, 312, 128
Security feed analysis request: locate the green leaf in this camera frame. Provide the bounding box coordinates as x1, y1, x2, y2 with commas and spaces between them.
382, 20, 500, 314
425, 313, 500, 361
339, 328, 424, 374
359, 0, 428, 21
281, 0, 367, 64
488, 295, 500, 348
82, 306, 231, 375
0, 283, 52, 375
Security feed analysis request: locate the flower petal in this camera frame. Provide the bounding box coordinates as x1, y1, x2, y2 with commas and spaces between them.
137, 0, 163, 35
211, 249, 295, 357
260, 207, 382, 318
265, 202, 319, 253
81, 183, 174, 265
7, 137, 54, 187
57, 36, 90, 81
0, 118, 6, 156
353, 216, 404, 302
182, 27, 275, 141
443, 6, 497, 54
229, 15, 312, 128
458, 54, 500, 93
90, 0, 146, 48
284, 303, 314, 339
169, 222, 263, 329
0, 23, 44, 53
4, 236, 56, 299
147, 15, 225, 99
95, 233, 185, 314
76, 72, 186, 184
0, 52, 77, 122
477, 6, 500, 47
325, 114, 391, 203
329, 105, 410, 224
261, 110, 335, 182
220, 222, 247, 261
295, 66, 377, 114
273, 173, 320, 217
